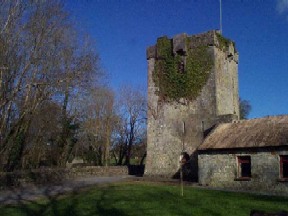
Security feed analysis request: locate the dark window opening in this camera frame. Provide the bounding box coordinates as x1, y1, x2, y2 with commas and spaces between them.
238, 156, 251, 178
280, 155, 288, 179
227, 53, 233, 58
176, 49, 185, 56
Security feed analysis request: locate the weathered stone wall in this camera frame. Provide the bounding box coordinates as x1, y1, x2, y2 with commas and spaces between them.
0, 166, 128, 189
214, 43, 239, 116
198, 150, 288, 196
145, 30, 239, 178
67, 166, 129, 178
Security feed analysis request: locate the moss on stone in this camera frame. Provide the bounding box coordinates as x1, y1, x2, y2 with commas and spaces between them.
153, 36, 213, 102
216, 33, 235, 51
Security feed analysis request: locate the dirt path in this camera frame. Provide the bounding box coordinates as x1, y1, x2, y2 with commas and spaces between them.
0, 175, 133, 205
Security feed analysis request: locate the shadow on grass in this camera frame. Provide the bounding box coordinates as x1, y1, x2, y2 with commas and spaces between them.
1, 183, 288, 216
94, 188, 126, 216
0, 185, 79, 216
0, 184, 126, 216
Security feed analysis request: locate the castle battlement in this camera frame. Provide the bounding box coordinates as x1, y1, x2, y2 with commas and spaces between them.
147, 30, 238, 63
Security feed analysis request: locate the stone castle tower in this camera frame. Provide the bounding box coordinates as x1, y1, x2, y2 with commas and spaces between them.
145, 30, 239, 179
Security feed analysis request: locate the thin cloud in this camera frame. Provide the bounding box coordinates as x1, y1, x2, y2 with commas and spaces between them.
276, 0, 288, 14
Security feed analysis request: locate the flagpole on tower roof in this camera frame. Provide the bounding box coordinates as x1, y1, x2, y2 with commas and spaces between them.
220, 0, 222, 34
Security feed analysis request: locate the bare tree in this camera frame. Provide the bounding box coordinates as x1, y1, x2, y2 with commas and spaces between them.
76, 87, 116, 166
0, 0, 101, 171
112, 86, 147, 165
22, 101, 63, 168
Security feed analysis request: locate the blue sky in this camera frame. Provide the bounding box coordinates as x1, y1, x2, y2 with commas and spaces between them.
67, 0, 288, 119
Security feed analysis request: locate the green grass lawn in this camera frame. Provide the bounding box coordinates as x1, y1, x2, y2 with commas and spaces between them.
1, 182, 288, 216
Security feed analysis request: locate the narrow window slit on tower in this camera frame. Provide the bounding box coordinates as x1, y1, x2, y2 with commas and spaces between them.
176, 49, 185, 56
201, 121, 205, 133
178, 61, 185, 74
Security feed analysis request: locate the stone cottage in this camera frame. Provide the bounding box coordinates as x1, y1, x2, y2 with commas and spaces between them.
198, 115, 288, 195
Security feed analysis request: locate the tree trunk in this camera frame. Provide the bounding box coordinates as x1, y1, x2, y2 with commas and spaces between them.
104, 123, 111, 167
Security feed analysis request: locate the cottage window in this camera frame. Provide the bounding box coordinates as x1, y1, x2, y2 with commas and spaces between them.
280, 155, 288, 179
237, 156, 251, 179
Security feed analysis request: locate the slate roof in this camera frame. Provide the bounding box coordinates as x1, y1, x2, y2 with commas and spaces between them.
198, 115, 288, 150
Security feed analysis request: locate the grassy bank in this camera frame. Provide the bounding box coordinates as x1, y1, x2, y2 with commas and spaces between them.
1, 182, 288, 216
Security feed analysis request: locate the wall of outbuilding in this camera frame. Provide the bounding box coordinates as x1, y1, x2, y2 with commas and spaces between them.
198, 149, 288, 196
